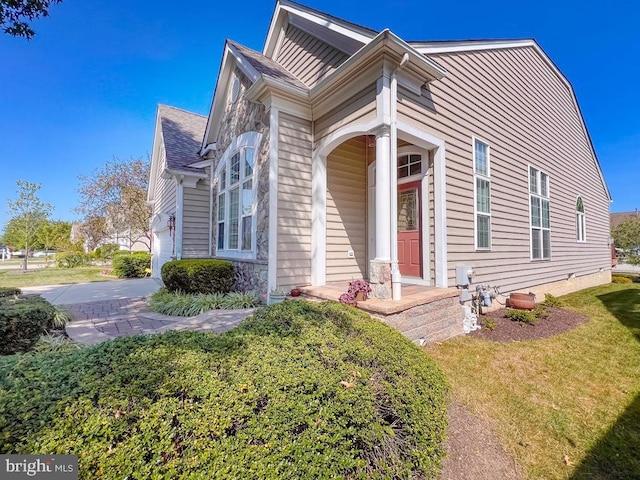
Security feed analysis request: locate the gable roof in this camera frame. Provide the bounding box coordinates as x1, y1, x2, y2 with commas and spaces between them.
158, 105, 208, 174
264, 0, 376, 58
229, 41, 308, 91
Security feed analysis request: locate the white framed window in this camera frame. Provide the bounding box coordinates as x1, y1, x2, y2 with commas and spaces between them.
529, 166, 551, 260
473, 138, 491, 250
576, 196, 586, 242
214, 132, 261, 258
398, 154, 422, 179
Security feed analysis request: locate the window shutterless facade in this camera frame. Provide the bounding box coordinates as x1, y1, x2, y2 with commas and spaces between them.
216, 146, 256, 256
473, 138, 491, 250
529, 166, 551, 260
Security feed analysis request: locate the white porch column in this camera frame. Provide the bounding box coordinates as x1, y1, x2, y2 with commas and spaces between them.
370, 125, 393, 299
374, 126, 391, 262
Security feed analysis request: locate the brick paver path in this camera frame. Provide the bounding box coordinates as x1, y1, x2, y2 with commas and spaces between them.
65, 298, 253, 345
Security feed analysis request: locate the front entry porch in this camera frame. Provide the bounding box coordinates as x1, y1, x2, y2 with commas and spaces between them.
301, 283, 463, 344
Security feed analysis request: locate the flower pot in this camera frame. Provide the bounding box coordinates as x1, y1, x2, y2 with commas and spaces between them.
290, 288, 301, 297
355, 291, 367, 302
508, 293, 535, 310
268, 293, 286, 305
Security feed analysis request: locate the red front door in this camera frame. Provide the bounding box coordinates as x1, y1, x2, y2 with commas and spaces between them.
397, 182, 421, 277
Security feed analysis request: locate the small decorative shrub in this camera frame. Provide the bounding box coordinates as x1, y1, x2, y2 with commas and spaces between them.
221, 292, 261, 309
543, 293, 563, 306
161, 259, 234, 294
612, 275, 633, 284
94, 244, 120, 261
112, 252, 151, 278
0, 295, 57, 355
0, 287, 21, 298
504, 308, 538, 325
483, 318, 497, 331
55, 252, 91, 268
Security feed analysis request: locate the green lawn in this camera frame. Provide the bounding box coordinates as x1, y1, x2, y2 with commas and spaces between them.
427, 282, 640, 480
0, 266, 114, 288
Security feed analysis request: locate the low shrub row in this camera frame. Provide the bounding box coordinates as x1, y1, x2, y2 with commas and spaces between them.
147, 290, 260, 316
161, 259, 234, 294
0, 301, 448, 479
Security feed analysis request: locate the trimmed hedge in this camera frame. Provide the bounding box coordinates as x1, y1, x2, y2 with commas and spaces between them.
0, 288, 21, 298
161, 259, 234, 294
112, 252, 151, 278
0, 295, 57, 355
0, 301, 448, 479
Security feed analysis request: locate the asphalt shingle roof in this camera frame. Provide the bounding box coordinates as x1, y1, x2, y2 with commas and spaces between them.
611, 211, 640, 229
229, 41, 308, 91
158, 105, 207, 174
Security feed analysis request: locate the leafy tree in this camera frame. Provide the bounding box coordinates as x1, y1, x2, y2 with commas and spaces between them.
37, 219, 71, 262
612, 217, 640, 265
74, 215, 108, 252
76, 156, 152, 252
1, 0, 62, 39
6, 181, 53, 270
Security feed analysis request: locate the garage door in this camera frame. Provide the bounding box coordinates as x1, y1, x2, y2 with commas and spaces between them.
152, 229, 173, 279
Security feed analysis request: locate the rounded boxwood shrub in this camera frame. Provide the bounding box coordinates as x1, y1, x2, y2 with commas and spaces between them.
0, 295, 57, 355
0, 301, 448, 479
161, 258, 234, 294
112, 252, 151, 278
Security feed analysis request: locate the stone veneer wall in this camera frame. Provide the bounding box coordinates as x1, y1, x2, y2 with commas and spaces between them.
210, 67, 271, 294
232, 259, 268, 295
377, 295, 464, 344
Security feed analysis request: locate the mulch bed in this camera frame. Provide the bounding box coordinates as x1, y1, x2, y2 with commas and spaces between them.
470, 306, 589, 342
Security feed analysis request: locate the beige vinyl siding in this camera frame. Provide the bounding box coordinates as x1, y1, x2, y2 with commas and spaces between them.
326, 137, 368, 282
276, 113, 313, 287
276, 24, 348, 88
314, 84, 377, 146
182, 181, 210, 258
398, 45, 610, 292
153, 144, 177, 216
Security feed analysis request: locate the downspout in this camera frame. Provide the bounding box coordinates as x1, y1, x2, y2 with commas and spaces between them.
208, 164, 213, 257
175, 176, 184, 260
390, 53, 410, 301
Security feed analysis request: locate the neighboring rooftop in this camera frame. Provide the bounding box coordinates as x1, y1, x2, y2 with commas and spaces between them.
158, 105, 207, 173
611, 210, 640, 229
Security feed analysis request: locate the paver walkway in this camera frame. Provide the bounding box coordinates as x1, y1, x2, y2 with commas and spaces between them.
65, 298, 253, 345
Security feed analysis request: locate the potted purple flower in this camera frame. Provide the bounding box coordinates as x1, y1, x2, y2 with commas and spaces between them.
348, 279, 372, 301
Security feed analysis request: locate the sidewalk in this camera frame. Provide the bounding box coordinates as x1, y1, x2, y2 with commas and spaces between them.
22, 277, 161, 305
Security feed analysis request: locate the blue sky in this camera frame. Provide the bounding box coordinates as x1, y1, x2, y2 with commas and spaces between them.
1, 0, 638, 230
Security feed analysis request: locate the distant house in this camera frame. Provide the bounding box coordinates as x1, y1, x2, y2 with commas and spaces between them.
148, 1, 612, 341
147, 105, 210, 278
611, 210, 639, 230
